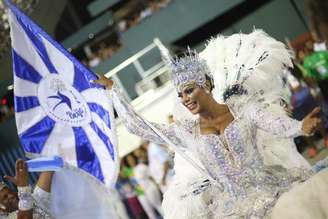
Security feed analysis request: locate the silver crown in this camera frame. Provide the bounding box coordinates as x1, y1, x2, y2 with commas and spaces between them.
159, 46, 212, 92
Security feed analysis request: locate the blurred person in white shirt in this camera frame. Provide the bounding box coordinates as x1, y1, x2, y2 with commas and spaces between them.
133, 148, 163, 217
141, 140, 173, 193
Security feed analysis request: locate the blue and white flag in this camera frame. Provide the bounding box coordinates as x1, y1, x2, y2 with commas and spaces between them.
5, 1, 119, 187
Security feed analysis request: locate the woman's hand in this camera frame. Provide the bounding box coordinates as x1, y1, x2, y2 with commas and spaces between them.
302, 107, 322, 135
4, 159, 29, 187
92, 73, 114, 90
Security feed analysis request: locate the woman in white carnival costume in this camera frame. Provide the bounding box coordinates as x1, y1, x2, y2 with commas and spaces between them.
94, 30, 328, 219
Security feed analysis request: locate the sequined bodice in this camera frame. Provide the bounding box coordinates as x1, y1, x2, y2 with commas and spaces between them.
196, 118, 260, 181
193, 117, 307, 195
175, 115, 312, 218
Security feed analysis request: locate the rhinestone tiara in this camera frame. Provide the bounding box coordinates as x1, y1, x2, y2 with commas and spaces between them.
161, 47, 213, 91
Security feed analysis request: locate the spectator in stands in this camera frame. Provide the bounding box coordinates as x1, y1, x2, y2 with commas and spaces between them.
88, 54, 101, 68
302, 46, 328, 102
141, 141, 173, 193
118, 20, 128, 32
133, 147, 163, 217
116, 162, 147, 219
306, 0, 328, 44
0, 159, 53, 219
289, 75, 328, 157
125, 154, 158, 219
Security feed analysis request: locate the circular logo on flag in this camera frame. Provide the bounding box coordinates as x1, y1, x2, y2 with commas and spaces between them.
38, 74, 91, 126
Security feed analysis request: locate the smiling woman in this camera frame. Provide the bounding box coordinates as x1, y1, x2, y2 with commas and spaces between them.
93, 30, 328, 219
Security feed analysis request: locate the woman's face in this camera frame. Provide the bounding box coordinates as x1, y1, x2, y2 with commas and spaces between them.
126, 155, 137, 167
178, 82, 211, 115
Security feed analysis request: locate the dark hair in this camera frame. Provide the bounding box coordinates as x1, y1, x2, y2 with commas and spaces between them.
205, 74, 214, 91
120, 157, 129, 168
124, 153, 138, 167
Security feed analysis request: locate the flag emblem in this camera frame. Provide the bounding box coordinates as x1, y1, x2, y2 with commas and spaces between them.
38, 74, 91, 126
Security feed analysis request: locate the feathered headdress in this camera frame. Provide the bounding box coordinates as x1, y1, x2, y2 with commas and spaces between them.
200, 29, 294, 104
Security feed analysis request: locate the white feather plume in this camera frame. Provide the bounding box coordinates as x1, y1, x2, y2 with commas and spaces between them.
200, 29, 293, 105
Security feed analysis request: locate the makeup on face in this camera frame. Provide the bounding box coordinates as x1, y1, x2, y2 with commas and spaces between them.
178, 85, 196, 98
178, 83, 204, 114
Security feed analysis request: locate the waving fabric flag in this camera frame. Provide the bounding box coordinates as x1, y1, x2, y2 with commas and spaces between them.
5, 0, 119, 187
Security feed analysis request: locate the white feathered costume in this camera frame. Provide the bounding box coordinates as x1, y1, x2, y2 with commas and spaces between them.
200, 30, 311, 170
162, 30, 328, 219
